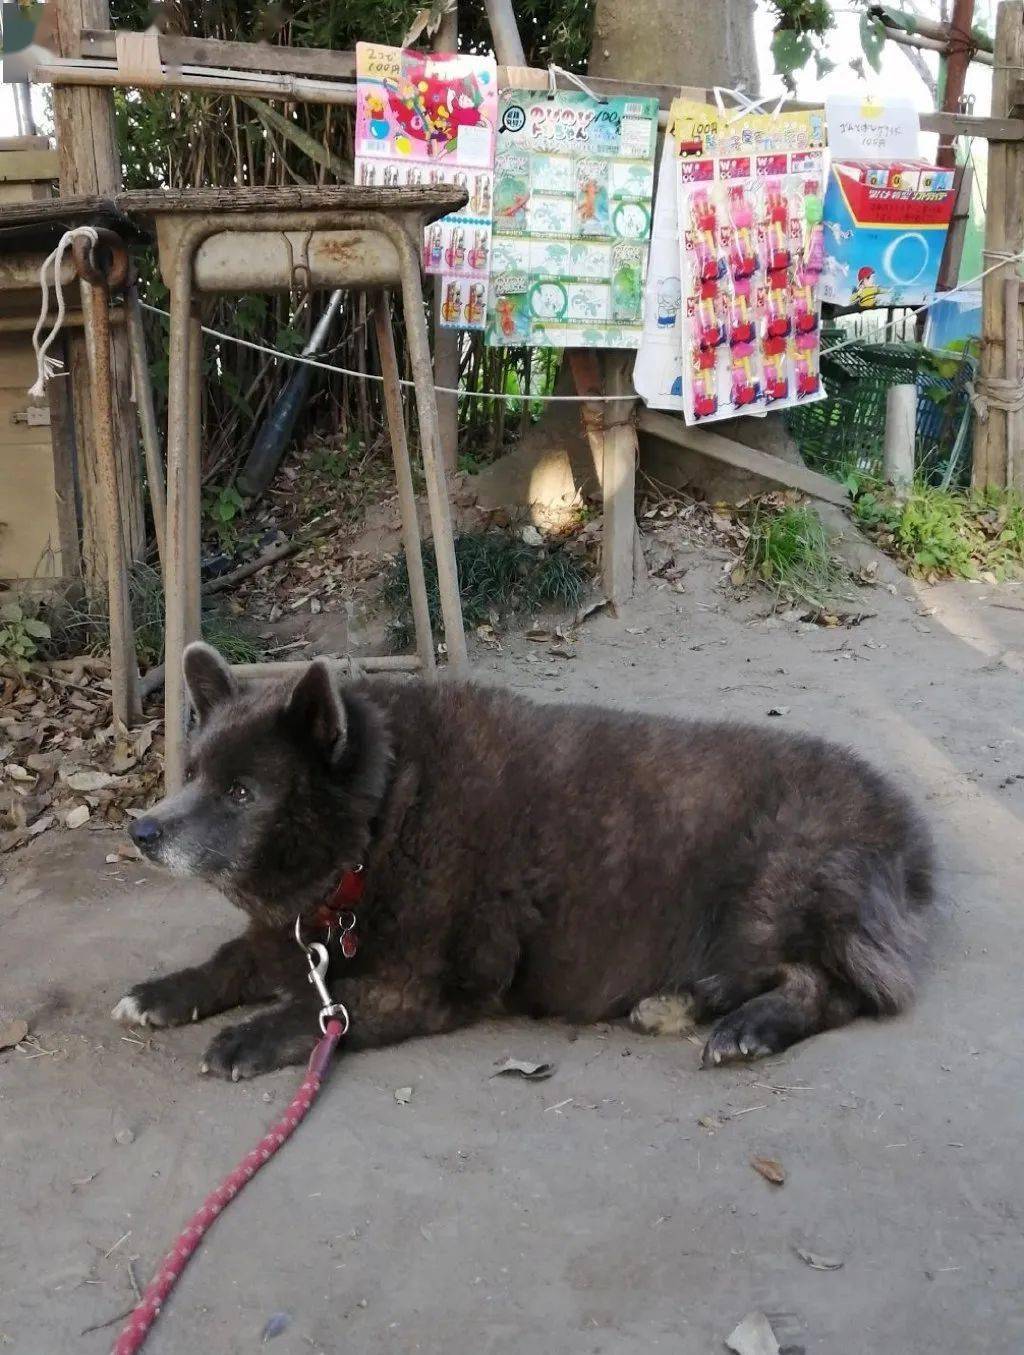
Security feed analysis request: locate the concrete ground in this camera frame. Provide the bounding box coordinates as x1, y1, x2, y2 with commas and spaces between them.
2, 553, 1023, 1354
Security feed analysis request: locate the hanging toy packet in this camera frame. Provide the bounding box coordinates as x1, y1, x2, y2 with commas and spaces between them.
671, 98, 827, 426
355, 43, 497, 331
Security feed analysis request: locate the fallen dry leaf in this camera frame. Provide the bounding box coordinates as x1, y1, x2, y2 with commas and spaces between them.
64, 804, 90, 830
725, 1311, 780, 1355
795, 1245, 843, 1271
394, 1086, 413, 1105
750, 1155, 786, 1186
0, 1018, 28, 1050
491, 1057, 556, 1081
62, 769, 117, 793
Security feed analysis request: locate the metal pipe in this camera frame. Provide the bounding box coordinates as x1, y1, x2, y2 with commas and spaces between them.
236, 288, 344, 498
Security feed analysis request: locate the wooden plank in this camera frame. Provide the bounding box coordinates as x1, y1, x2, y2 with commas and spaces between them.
936, 163, 973, 290
82, 29, 357, 79
636, 408, 849, 507
0, 136, 51, 151
0, 150, 59, 181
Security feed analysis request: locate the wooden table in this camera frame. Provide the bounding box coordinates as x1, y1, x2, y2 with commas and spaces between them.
119, 185, 470, 790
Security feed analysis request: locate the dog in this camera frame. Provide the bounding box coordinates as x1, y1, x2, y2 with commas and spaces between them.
113, 643, 934, 1079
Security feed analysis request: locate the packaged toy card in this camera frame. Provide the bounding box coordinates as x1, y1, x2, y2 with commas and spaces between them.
486, 89, 659, 348
667, 98, 827, 425
355, 43, 497, 330
821, 159, 957, 308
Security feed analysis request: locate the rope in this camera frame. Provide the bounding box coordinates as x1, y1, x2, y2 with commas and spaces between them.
28, 226, 98, 397
129, 240, 1024, 406
968, 377, 1024, 420
110, 1017, 345, 1355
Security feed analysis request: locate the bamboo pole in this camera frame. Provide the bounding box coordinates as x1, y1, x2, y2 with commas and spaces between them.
373, 293, 437, 672
433, 6, 460, 474
125, 286, 166, 570
974, 2, 1024, 488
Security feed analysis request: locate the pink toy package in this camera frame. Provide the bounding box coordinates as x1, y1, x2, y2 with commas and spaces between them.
355, 43, 497, 329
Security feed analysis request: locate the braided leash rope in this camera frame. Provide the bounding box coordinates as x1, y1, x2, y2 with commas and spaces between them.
111, 1018, 345, 1355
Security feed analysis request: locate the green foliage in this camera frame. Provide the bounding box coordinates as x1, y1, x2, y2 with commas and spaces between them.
742, 504, 851, 606
858, 10, 886, 71
383, 532, 590, 646
852, 485, 1024, 580
767, 1, 891, 88
0, 600, 51, 667
203, 485, 247, 551
45, 564, 264, 669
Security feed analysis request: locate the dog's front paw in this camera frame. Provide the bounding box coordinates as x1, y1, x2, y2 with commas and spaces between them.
111, 977, 204, 1029
200, 1019, 311, 1081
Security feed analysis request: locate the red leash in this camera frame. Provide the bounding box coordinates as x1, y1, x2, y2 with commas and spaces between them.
111, 873, 364, 1355
111, 1019, 344, 1355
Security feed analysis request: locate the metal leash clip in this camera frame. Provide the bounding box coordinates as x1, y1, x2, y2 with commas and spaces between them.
295, 917, 350, 1035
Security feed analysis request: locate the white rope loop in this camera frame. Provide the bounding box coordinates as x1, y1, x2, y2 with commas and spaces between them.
28, 226, 99, 398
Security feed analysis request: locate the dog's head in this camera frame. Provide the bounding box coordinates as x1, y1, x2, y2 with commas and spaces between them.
129, 644, 392, 924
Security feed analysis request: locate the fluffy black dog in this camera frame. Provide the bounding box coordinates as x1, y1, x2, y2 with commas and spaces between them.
113, 643, 934, 1079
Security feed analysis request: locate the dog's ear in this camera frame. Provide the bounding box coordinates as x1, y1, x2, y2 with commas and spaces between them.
284, 659, 347, 761
183, 642, 237, 723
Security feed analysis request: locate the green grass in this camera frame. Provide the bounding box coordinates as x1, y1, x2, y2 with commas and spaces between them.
383, 532, 590, 647
45, 564, 264, 669
742, 504, 852, 608
852, 483, 1024, 580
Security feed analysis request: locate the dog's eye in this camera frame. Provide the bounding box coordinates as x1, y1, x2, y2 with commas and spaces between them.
228, 782, 251, 805
184, 766, 196, 783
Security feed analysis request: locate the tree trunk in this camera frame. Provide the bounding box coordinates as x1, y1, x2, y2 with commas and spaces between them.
590, 0, 810, 470
588, 0, 759, 94
53, 0, 145, 587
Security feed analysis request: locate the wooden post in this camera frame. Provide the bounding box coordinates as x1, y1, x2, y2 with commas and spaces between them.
974, 1, 1024, 488
80, 280, 141, 725
51, 0, 144, 584
569, 350, 638, 608
433, 6, 460, 474
884, 384, 917, 488
1005, 277, 1023, 488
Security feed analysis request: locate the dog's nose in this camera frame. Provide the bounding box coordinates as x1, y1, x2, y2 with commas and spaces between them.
129, 816, 162, 847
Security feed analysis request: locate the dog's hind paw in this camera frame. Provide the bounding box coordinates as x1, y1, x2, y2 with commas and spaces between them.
629, 994, 696, 1037
701, 1010, 778, 1068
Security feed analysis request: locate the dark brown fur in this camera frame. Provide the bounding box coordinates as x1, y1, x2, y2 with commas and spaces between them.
114, 646, 934, 1078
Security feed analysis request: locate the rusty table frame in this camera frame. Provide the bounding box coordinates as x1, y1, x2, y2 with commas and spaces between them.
122, 194, 469, 790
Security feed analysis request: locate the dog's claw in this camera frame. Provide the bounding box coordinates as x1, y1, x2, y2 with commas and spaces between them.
231, 1066, 241, 1082
199, 1062, 209, 1075
111, 995, 148, 1027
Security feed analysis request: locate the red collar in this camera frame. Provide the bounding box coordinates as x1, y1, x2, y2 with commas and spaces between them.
311, 866, 364, 956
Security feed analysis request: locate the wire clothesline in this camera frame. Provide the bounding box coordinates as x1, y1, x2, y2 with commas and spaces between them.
133, 244, 1023, 405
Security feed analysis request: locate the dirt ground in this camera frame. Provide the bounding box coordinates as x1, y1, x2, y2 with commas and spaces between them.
2, 547, 1023, 1355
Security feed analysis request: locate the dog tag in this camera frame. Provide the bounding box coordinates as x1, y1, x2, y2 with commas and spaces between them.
341, 929, 358, 960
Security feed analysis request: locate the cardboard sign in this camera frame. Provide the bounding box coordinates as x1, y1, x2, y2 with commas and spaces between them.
485, 90, 659, 348
824, 95, 920, 160
821, 159, 957, 308
355, 43, 497, 330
